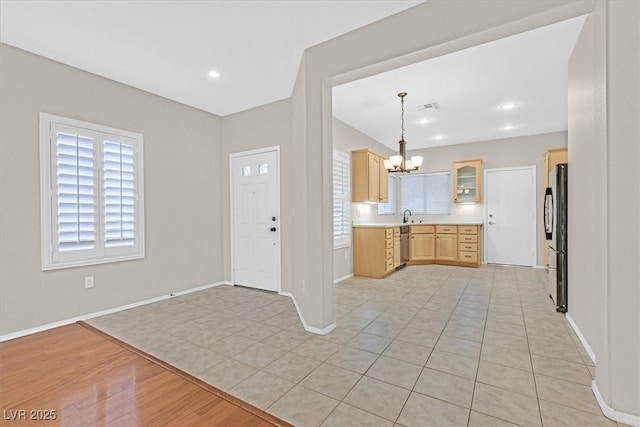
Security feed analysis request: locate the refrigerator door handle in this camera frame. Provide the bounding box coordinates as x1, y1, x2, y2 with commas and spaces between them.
544, 187, 553, 240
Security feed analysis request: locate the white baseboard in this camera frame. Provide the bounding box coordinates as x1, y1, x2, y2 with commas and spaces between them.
279, 291, 336, 335
0, 281, 231, 342
334, 273, 354, 284
592, 380, 640, 426
566, 313, 596, 364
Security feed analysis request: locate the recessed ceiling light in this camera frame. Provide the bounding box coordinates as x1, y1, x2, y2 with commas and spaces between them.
433, 135, 445, 140
207, 69, 221, 79
419, 118, 429, 124
501, 125, 516, 130
500, 102, 518, 110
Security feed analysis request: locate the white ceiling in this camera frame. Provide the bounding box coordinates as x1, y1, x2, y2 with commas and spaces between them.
0, 0, 422, 116
1, 2, 586, 148
333, 15, 587, 150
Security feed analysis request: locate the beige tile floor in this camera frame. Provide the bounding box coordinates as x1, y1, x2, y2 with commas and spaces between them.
87, 265, 627, 427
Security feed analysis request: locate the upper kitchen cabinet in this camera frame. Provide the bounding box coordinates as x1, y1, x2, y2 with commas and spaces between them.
543, 148, 567, 188
352, 149, 389, 203
453, 159, 482, 203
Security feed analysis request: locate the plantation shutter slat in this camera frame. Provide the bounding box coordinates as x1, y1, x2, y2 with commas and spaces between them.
104, 140, 136, 247
333, 150, 350, 247
55, 131, 96, 251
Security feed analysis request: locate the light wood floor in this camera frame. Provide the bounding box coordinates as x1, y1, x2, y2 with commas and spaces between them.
0, 323, 290, 426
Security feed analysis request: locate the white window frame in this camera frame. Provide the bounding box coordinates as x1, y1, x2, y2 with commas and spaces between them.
400, 171, 451, 215
333, 149, 351, 249
39, 113, 145, 270
378, 174, 396, 215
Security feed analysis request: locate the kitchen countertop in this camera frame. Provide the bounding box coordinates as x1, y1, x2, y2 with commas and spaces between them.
353, 219, 484, 228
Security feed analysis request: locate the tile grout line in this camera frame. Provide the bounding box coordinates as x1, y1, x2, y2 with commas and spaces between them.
466, 265, 495, 427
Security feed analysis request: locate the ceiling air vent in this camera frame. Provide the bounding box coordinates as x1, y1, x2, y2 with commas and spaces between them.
417, 102, 440, 111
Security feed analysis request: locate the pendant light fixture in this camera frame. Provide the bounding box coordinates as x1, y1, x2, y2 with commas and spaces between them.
384, 92, 423, 173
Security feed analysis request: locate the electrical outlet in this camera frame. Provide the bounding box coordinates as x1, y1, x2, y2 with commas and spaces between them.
84, 276, 94, 289
344, 251, 348, 259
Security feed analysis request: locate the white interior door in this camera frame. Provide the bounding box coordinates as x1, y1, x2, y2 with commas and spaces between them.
231, 148, 280, 292
485, 166, 536, 266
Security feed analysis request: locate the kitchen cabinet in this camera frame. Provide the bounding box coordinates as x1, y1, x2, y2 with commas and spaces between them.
356, 223, 482, 276
409, 225, 435, 262
393, 228, 401, 268
436, 225, 458, 261
457, 225, 481, 267
353, 226, 397, 278
352, 149, 389, 203
543, 148, 567, 266
453, 159, 482, 203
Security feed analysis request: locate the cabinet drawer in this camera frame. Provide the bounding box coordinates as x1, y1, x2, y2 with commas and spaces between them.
459, 225, 478, 234
411, 224, 435, 234
393, 227, 400, 237
459, 243, 478, 252
459, 251, 478, 263
385, 248, 394, 260
385, 229, 393, 238
436, 225, 457, 234
385, 258, 394, 272
385, 239, 393, 249
459, 234, 478, 243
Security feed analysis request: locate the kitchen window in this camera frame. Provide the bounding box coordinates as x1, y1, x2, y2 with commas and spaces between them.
378, 175, 395, 215
333, 150, 350, 249
400, 172, 451, 215
39, 113, 145, 270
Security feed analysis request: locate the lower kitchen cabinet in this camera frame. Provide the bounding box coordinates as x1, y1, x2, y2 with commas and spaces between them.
355, 223, 482, 277
458, 225, 481, 267
409, 225, 435, 262
353, 227, 398, 278
393, 228, 401, 268
436, 225, 458, 261
408, 223, 482, 268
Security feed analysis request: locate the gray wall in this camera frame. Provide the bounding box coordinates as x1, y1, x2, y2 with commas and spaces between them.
606, 0, 639, 416
407, 132, 567, 267
569, 0, 640, 417
567, 1, 608, 396
0, 44, 223, 335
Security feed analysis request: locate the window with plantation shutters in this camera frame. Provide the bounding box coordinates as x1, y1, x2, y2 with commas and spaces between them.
333, 150, 351, 249
40, 114, 144, 270
400, 172, 451, 215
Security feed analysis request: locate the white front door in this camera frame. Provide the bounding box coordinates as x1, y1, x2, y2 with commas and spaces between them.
231, 148, 280, 292
485, 166, 536, 266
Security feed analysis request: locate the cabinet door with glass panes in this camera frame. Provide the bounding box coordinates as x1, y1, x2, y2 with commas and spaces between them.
453, 159, 482, 203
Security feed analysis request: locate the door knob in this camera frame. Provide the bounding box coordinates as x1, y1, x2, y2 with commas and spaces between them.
270, 227, 277, 232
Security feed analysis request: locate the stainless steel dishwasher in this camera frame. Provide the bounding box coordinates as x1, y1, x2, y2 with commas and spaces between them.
399, 226, 409, 268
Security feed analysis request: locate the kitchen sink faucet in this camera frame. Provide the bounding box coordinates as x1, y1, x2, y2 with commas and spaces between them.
403, 209, 412, 223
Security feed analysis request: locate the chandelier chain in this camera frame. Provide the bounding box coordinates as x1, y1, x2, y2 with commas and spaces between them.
400, 94, 405, 141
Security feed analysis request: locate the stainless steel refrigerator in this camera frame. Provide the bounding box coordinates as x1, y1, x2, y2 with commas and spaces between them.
544, 163, 568, 312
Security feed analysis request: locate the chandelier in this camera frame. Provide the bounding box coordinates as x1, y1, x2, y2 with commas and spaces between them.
384, 92, 423, 173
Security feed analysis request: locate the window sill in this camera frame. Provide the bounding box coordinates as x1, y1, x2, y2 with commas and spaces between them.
42, 252, 145, 271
